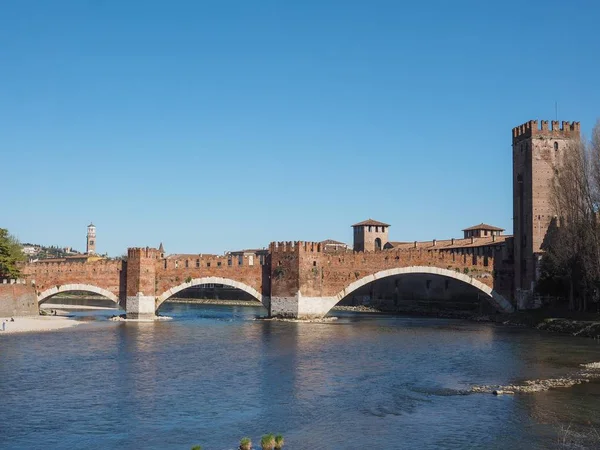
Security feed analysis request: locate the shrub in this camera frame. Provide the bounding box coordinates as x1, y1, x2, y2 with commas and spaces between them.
274, 434, 284, 449
185, 276, 192, 283
261, 434, 275, 450
191, 446, 202, 450
240, 437, 252, 450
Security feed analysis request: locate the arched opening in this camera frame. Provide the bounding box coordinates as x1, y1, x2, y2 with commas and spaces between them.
374, 238, 382, 251
155, 277, 268, 316
38, 284, 121, 314
309, 267, 513, 318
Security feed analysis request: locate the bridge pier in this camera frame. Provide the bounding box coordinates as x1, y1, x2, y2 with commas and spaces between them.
126, 293, 156, 320
270, 294, 336, 319
125, 247, 158, 320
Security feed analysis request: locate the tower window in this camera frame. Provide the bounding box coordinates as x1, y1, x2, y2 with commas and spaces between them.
554, 142, 559, 151
368, 226, 372, 232
196, 259, 200, 268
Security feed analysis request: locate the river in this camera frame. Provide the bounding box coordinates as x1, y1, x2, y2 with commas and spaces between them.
1, 303, 600, 449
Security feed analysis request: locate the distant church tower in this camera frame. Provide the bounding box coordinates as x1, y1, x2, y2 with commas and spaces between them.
512, 120, 580, 292
352, 219, 389, 251
86, 223, 96, 255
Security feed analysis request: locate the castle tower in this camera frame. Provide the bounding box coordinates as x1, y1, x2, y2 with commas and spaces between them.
512, 120, 580, 292
352, 219, 389, 252
86, 223, 96, 255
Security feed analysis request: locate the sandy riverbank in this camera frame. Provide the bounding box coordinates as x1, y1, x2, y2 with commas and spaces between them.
0, 316, 83, 334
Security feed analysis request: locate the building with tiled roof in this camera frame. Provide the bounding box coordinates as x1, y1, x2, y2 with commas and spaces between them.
351, 219, 390, 227
462, 223, 505, 239
320, 239, 350, 252
351, 219, 390, 251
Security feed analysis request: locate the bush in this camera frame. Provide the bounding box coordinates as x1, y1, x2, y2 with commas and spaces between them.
240, 437, 252, 450
261, 434, 275, 450
274, 434, 284, 449
191, 446, 202, 450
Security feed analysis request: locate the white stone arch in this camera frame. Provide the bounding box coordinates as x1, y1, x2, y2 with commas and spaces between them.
314, 266, 514, 317
38, 283, 119, 305
155, 276, 267, 311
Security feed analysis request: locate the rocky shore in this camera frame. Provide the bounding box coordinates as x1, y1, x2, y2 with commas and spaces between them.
339, 304, 600, 340
166, 298, 263, 307
470, 361, 600, 395
331, 305, 382, 313
256, 316, 338, 323
109, 314, 172, 322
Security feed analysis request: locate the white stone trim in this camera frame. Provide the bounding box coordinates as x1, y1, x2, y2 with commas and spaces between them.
38, 283, 119, 304
126, 294, 156, 319
156, 277, 266, 309
334, 266, 514, 313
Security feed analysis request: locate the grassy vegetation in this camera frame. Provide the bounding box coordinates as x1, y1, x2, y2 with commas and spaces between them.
239, 437, 252, 450
260, 434, 275, 450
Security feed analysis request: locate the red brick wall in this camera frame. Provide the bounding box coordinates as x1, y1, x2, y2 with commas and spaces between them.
269, 241, 497, 298
22, 259, 124, 299
0, 283, 38, 316
155, 253, 266, 298
269, 242, 300, 298
126, 247, 157, 297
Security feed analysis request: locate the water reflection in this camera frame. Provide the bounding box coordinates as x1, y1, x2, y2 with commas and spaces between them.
1, 304, 600, 449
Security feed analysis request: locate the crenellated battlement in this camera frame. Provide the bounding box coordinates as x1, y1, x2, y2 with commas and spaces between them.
127, 247, 160, 260
512, 119, 581, 143
269, 241, 325, 253
22, 258, 123, 271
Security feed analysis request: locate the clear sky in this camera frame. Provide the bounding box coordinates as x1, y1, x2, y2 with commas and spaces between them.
1, 0, 599, 256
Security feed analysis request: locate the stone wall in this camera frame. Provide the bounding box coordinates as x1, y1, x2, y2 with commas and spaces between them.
0, 283, 38, 317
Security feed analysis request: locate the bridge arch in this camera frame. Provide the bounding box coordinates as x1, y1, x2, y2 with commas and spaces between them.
38, 284, 119, 305
321, 266, 513, 316
156, 276, 267, 311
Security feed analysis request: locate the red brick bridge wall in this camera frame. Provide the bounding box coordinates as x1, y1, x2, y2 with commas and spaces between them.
21, 259, 125, 304
270, 241, 499, 297
153, 252, 268, 308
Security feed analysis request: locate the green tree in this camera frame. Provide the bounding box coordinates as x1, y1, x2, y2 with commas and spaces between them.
0, 228, 25, 278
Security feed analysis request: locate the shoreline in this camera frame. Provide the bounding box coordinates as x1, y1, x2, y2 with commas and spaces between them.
0, 316, 84, 334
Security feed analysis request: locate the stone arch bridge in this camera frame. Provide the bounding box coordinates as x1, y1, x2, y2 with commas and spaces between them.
22, 242, 514, 319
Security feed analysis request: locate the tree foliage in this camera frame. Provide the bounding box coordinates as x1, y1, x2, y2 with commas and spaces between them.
538, 121, 600, 311
0, 228, 25, 279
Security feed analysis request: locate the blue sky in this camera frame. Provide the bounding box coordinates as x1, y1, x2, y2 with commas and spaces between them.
1, 0, 599, 256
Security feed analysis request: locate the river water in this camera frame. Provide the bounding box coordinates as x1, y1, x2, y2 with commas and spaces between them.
1, 303, 600, 449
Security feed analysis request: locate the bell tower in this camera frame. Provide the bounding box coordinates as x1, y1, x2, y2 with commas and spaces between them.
86, 223, 96, 255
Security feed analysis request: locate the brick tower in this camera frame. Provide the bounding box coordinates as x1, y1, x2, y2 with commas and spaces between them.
512, 120, 580, 293
352, 219, 390, 251
86, 223, 96, 255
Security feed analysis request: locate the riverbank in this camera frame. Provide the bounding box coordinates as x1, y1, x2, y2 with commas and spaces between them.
0, 316, 83, 334
334, 304, 600, 339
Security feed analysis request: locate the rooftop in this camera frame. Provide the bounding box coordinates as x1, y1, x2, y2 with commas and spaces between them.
386, 234, 511, 251
351, 219, 390, 227
462, 223, 504, 232
320, 239, 347, 245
